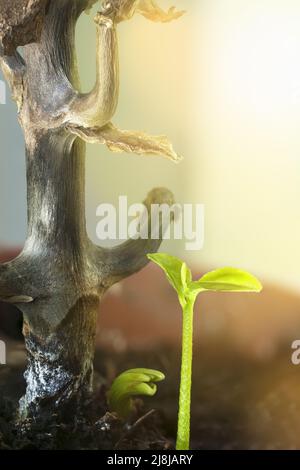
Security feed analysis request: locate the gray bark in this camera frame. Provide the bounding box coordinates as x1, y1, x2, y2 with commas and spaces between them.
0, 0, 177, 420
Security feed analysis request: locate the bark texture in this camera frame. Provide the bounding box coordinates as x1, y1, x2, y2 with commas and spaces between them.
0, 0, 181, 420
0, 0, 48, 55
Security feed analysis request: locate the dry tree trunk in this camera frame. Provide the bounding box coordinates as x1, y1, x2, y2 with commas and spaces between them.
0, 0, 182, 421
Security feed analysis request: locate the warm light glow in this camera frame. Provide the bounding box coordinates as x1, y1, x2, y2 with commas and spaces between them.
217, 4, 300, 118
190, 0, 300, 290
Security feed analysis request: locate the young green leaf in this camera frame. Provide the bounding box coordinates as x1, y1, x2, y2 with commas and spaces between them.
181, 262, 192, 289
107, 368, 165, 419
147, 253, 192, 306
189, 267, 263, 294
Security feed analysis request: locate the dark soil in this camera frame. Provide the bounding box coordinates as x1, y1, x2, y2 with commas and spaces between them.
1, 339, 300, 450
0, 395, 170, 450
0, 367, 171, 450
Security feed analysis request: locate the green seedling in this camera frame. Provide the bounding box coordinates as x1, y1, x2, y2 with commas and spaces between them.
147, 253, 262, 450
107, 368, 165, 419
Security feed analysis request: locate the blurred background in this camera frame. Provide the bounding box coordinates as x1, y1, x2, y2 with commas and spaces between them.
2, 0, 300, 286
1, 0, 300, 352
2, 0, 300, 448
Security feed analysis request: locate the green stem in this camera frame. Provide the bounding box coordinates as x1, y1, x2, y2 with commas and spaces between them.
176, 297, 195, 450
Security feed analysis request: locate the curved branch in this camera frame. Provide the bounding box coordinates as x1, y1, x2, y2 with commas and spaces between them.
66, 0, 184, 129
94, 187, 175, 285
67, 13, 119, 129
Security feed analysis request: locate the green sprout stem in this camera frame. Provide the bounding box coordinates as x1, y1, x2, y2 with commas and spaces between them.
147, 252, 262, 451
177, 297, 195, 450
